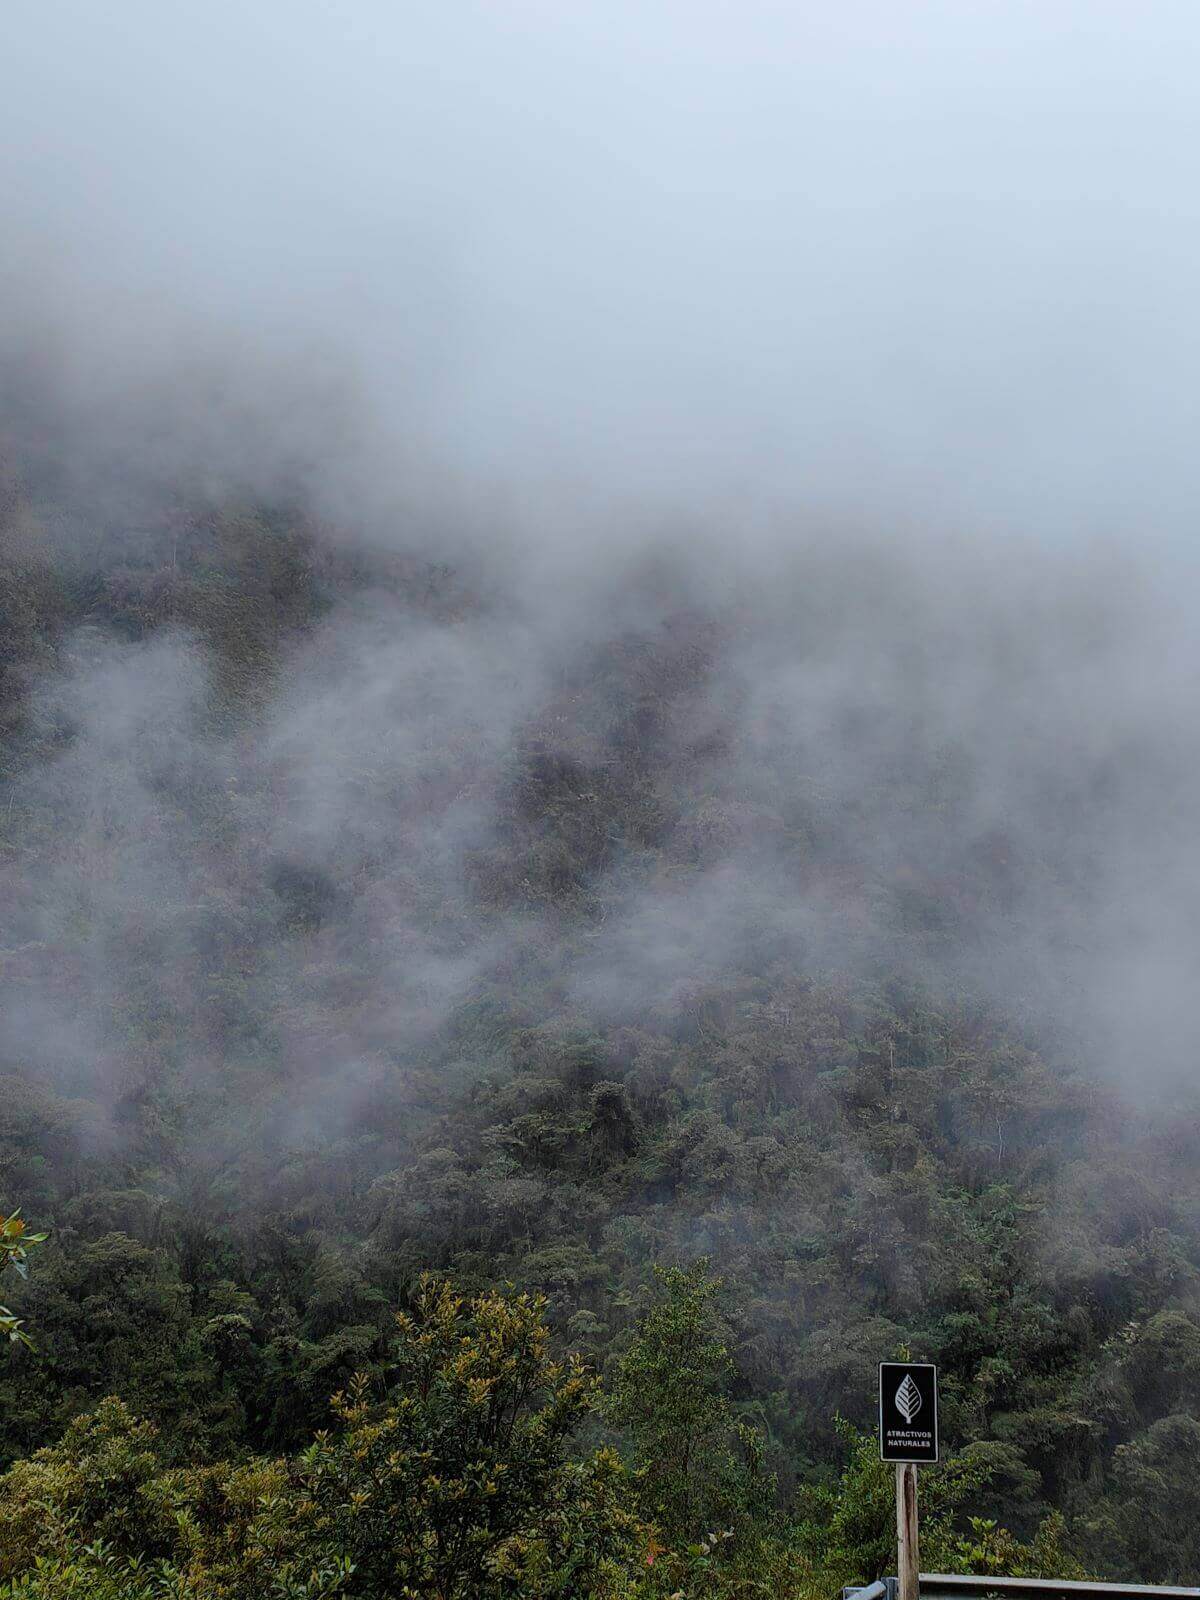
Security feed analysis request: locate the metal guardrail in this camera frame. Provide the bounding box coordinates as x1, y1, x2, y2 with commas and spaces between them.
842, 1582, 890, 1600
920, 1578, 1200, 1600
845, 1577, 1200, 1600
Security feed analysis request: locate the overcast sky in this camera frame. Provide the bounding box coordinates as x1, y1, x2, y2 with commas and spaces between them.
4, 0, 1200, 545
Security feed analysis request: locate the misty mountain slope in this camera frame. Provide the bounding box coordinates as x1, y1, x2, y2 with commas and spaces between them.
2, 457, 1200, 1577
6, 3, 1200, 1585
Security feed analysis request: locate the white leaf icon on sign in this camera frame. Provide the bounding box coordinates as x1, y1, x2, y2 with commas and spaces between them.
895, 1375, 922, 1424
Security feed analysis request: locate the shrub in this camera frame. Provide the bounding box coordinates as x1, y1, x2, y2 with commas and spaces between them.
0, 1279, 643, 1599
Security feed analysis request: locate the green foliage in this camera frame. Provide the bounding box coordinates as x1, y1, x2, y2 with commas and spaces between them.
1079, 1414, 1200, 1582
0, 1400, 174, 1582
0, 1280, 642, 1600
299, 1275, 642, 1598
947, 1513, 1086, 1580
0, 1543, 183, 1600
610, 1263, 773, 1546
793, 1421, 1088, 1591
0, 1209, 47, 1349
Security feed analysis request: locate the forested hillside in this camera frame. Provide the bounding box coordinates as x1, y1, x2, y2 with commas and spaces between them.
3, 438, 1200, 1596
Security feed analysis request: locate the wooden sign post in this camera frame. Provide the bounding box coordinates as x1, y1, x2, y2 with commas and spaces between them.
896, 1461, 919, 1600
879, 1364, 938, 1600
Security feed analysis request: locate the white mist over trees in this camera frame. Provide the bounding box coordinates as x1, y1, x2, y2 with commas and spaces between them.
3, 2, 1200, 1591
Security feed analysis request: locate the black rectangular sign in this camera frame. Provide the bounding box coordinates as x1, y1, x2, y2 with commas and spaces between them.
879, 1362, 938, 1463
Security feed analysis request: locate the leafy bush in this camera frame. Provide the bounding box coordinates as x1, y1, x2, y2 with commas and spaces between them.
794, 1420, 1087, 1592
0, 1279, 642, 1600
300, 1275, 642, 1598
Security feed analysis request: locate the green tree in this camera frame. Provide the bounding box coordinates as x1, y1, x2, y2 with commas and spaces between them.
300, 1275, 641, 1598
1081, 1415, 1200, 1582
609, 1262, 771, 1545
0, 1396, 351, 1599
0, 1281, 644, 1600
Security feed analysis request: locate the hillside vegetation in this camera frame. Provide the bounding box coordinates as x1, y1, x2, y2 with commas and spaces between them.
2, 457, 1200, 1593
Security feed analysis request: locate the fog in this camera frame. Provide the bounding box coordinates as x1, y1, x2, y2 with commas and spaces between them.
4, 0, 1200, 1170
7, 0, 1200, 542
